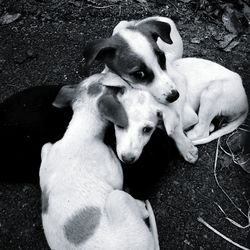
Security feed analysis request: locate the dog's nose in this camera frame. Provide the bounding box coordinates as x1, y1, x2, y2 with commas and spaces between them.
166, 90, 179, 103
121, 154, 136, 164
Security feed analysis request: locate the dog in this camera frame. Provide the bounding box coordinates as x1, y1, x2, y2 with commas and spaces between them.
39, 73, 159, 250
110, 58, 248, 164
84, 16, 183, 105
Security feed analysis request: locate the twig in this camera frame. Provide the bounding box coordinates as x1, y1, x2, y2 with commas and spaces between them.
215, 202, 250, 229
198, 217, 250, 250
87, 4, 114, 9
214, 138, 248, 218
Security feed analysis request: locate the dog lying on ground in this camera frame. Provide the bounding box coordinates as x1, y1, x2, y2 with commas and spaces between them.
108, 57, 248, 164
84, 16, 183, 104
40, 73, 159, 250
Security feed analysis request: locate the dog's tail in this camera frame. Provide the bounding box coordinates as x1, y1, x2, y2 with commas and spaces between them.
145, 200, 160, 250
192, 112, 248, 145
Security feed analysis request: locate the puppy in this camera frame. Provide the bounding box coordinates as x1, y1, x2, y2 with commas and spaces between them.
40, 73, 159, 250
84, 16, 183, 104
111, 58, 248, 164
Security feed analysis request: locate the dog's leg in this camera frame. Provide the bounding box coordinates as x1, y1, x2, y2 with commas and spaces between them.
171, 124, 198, 163
186, 82, 221, 141
163, 109, 198, 163
182, 104, 199, 131
105, 190, 158, 249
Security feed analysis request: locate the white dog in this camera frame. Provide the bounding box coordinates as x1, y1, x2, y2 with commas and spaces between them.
110, 58, 248, 164
39, 73, 159, 250
84, 16, 183, 104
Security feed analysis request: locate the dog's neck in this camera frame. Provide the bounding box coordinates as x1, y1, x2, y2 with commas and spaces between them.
62, 102, 107, 147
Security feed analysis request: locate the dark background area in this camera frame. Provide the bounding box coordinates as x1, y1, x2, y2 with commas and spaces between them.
0, 0, 249, 249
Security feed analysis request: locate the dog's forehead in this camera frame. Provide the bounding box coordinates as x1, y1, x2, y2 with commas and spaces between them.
120, 90, 157, 123
117, 29, 156, 67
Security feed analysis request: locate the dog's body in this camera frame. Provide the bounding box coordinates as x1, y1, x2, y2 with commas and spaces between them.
171, 58, 248, 145
40, 73, 159, 250
84, 16, 183, 104
114, 58, 248, 164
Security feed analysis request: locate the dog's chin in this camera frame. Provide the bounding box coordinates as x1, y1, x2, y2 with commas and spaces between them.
119, 154, 138, 165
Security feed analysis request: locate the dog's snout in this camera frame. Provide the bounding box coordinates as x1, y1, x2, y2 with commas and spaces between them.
166, 90, 179, 103
121, 154, 136, 164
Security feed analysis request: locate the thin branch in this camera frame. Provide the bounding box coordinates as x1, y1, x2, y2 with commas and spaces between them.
198, 217, 250, 250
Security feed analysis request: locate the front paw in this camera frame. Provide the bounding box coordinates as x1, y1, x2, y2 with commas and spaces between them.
182, 144, 198, 163
186, 128, 209, 141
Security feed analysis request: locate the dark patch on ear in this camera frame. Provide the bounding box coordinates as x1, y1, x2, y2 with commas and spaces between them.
87, 83, 102, 96
83, 38, 116, 66
64, 206, 101, 245
105, 86, 125, 96
41, 187, 49, 214
136, 20, 173, 45
98, 94, 128, 128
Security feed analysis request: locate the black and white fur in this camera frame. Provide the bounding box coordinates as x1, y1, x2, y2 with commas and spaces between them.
112, 58, 248, 164
84, 16, 183, 105
40, 73, 159, 250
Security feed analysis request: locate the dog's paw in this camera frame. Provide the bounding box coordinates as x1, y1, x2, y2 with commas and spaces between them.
182, 144, 198, 163
186, 128, 209, 141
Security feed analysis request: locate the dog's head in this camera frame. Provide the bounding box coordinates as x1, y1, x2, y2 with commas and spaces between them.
84, 19, 179, 105
53, 73, 129, 130
114, 87, 163, 164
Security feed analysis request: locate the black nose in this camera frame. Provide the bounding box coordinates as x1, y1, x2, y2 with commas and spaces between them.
166, 90, 179, 103
121, 154, 136, 164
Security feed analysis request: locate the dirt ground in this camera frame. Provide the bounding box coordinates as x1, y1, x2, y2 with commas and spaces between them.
0, 0, 250, 249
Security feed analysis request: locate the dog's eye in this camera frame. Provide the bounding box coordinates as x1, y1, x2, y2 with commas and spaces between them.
142, 126, 153, 134
116, 125, 125, 130
132, 71, 145, 80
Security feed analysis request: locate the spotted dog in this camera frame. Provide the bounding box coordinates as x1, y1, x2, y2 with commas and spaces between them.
39, 73, 159, 250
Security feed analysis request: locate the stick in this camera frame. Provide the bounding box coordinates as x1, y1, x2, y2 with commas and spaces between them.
198, 217, 250, 250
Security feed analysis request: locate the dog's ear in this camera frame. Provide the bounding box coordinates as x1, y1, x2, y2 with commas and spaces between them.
137, 20, 173, 44
156, 110, 165, 130
101, 72, 129, 89
98, 94, 128, 128
84, 38, 116, 66
52, 85, 77, 108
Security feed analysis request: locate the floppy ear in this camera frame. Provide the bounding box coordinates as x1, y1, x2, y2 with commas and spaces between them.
83, 38, 116, 66
97, 94, 128, 128
101, 72, 129, 88
52, 85, 77, 108
137, 20, 173, 44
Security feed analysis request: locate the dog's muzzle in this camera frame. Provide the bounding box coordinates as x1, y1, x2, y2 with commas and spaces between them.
121, 153, 136, 164
166, 89, 179, 103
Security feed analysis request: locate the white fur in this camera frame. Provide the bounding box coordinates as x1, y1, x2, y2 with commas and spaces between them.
115, 58, 248, 163
112, 16, 183, 62
40, 73, 159, 250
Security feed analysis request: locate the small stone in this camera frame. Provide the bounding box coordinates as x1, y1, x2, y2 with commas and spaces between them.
26, 49, 37, 58
0, 13, 21, 25
191, 37, 201, 44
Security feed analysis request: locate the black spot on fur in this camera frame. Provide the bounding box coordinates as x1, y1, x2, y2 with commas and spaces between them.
41, 187, 49, 214
64, 206, 101, 245
87, 83, 102, 96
